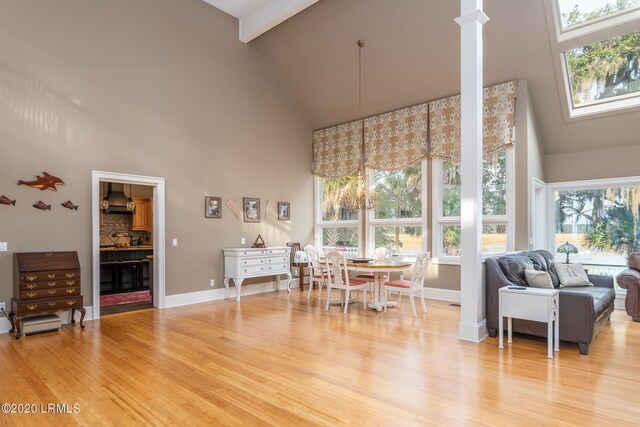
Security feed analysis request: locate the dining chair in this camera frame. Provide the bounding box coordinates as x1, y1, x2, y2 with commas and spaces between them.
356, 247, 391, 297
287, 242, 306, 292
304, 244, 327, 300
383, 251, 431, 316
324, 250, 368, 314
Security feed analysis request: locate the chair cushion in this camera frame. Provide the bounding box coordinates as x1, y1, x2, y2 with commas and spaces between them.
312, 273, 329, 279
384, 279, 411, 288
348, 279, 367, 286
356, 274, 375, 279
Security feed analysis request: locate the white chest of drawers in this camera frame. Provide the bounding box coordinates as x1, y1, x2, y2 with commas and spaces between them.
223, 246, 292, 301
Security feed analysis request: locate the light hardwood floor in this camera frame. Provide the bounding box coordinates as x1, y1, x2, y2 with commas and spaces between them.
1, 290, 639, 426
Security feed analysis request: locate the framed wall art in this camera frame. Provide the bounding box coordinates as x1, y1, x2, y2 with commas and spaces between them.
278, 202, 290, 221
243, 197, 260, 222
205, 196, 222, 218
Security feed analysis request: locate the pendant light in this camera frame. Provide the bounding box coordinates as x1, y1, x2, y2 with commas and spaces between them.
344, 39, 376, 211
99, 182, 109, 210
126, 184, 135, 211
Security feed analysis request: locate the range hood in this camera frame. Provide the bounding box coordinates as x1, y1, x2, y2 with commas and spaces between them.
103, 183, 134, 214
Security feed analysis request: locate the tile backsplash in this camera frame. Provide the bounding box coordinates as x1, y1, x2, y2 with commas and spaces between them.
100, 214, 149, 246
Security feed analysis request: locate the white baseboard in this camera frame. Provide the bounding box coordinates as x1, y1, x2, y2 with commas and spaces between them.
458, 319, 488, 342
423, 287, 461, 303
0, 305, 94, 335
164, 278, 300, 308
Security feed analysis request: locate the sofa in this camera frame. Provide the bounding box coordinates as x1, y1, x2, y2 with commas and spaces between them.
616, 253, 640, 322
485, 250, 616, 355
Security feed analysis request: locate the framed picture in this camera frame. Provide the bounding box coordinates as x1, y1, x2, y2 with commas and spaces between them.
205, 196, 222, 218
278, 202, 290, 221
243, 197, 260, 222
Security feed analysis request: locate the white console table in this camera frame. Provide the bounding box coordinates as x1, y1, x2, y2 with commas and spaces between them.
223, 246, 292, 301
499, 286, 559, 359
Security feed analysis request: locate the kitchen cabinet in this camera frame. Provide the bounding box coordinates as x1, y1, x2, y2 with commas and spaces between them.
131, 197, 152, 231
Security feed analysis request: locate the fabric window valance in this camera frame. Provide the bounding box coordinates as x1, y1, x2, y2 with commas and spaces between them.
312, 120, 363, 178
429, 80, 518, 162
363, 103, 428, 171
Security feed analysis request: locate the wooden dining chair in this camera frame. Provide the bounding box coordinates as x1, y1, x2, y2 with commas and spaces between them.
304, 244, 328, 300
383, 251, 431, 316
324, 250, 368, 314
286, 242, 305, 292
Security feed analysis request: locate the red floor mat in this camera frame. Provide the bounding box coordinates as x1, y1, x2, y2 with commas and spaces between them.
100, 290, 151, 307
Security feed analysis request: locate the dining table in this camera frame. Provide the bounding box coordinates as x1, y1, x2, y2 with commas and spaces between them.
321, 256, 414, 311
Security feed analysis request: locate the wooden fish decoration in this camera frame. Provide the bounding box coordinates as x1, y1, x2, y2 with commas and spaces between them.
33, 201, 51, 210
0, 195, 16, 206
18, 171, 65, 191
61, 200, 78, 210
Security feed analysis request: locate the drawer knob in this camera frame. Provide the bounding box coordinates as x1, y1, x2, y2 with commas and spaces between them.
66, 288, 76, 294
48, 274, 56, 279
48, 302, 56, 307
66, 280, 76, 286
67, 300, 75, 306
26, 275, 37, 282
65, 273, 75, 278
45, 253, 53, 256
26, 284, 37, 290
27, 304, 38, 311
48, 290, 56, 295
48, 282, 56, 287
27, 292, 37, 298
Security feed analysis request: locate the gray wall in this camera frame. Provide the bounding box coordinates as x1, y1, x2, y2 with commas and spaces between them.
0, 0, 313, 308
546, 143, 640, 183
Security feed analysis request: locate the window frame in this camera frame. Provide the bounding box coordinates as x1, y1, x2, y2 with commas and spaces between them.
366, 161, 429, 258
544, 0, 640, 120
314, 176, 362, 256
546, 175, 640, 297
431, 148, 515, 265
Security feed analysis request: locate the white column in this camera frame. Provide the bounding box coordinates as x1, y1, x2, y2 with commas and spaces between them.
456, 0, 489, 342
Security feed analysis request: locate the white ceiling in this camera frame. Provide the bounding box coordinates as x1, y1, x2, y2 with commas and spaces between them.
202, 0, 270, 18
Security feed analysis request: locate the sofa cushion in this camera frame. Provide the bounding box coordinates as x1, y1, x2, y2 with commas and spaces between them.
533, 250, 561, 287
556, 263, 592, 287
497, 255, 533, 287
524, 269, 554, 288
560, 286, 616, 322
525, 251, 548, 271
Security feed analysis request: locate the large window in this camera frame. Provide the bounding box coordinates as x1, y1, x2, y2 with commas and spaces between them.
549, 177, 640, 282
546, 0, 640, 118
315, 175, 360, 254
432, 149, 513, 263
367, 162, 426, 256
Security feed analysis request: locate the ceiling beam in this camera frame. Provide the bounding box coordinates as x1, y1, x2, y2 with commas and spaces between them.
239, 0, 319, 43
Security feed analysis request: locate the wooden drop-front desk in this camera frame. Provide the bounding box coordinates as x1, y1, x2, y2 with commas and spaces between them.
9, 251, 86, 339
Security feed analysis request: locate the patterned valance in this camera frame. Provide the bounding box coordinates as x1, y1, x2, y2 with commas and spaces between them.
429, 80, 518, 162
312, 120, 363, 178
363, 103, 428, 170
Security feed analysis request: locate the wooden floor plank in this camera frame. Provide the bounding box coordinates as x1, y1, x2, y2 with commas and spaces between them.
1, 290, 639, 426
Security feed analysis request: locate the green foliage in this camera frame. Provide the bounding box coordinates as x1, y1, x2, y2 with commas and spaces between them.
563, 1, 640, 104
374, 163, 422, 219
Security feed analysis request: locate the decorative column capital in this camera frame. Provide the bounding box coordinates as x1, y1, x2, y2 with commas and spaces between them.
455, 9, 489, 27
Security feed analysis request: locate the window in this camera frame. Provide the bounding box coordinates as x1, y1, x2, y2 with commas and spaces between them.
315, 175, 360, 254
557, 0, 640, 31
432, 149, 513, 263
546, 0, 640, 118
549, 177, 640, 284
367, 162, 427, 256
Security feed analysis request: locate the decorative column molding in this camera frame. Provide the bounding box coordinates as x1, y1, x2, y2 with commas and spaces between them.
456, 0, 489, 342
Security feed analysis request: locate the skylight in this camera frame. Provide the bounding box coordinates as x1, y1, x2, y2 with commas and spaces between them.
565, 30, 640, 107
557, 0, 640, 30
546, 0, 640, 119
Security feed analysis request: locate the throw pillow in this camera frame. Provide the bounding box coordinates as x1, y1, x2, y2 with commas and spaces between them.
554, 262, 593, 287
524, 269, 553, 289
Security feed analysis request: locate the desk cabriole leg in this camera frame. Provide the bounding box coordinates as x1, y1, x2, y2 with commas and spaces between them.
285, 271, 292, 293
78, 307, 86, 328
234, 278, 244, 302
223, 278, 231, 299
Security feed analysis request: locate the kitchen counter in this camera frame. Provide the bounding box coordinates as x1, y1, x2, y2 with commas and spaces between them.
100, 246, 153, 252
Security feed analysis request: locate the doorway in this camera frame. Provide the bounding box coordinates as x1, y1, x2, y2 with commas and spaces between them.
92, 171, 166, 319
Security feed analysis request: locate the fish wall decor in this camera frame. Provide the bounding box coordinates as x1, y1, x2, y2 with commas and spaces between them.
61, 200, 79, 210
33, 201, 51, 210
0, 195, 16, 206
18, 172, 65, 191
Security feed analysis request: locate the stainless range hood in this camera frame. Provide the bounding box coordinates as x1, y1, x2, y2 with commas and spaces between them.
103, 183, 134, 214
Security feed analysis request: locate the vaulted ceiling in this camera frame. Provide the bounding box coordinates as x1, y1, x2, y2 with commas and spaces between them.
207, 0, 640, 156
